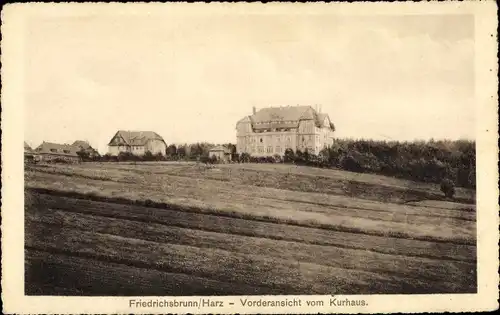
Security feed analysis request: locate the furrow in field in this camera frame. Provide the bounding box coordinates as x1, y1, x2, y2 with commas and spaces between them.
27, 165, 476, 215
26, 223, 471, 294
26, 249, 277, 296
25, 173, 476, 244
27, 191, 476, 262
135, 172, 475, 223
26, 206, 476, 291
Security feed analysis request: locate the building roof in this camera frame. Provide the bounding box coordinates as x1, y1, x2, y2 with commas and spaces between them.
35, 142, 80, 157
209, 145, 231, 153
108, 130, 166, 146
72, 140, 93, 150
240, 105, 335, 131
24, 142, 33, 153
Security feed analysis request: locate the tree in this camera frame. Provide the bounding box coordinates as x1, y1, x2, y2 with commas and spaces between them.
177, 145, 187, 159
76, 149, 90, 161
239, 152, 251, 163
440, 178, 456, 199
154, 152, 165, 161
227, 143, 237, 161
295, 150, 305, 164
303, 148, 310, 163
166, 144, 177, 158
189, 143, 203, 159
283, 148, 295, 163
208, 155, 218, 164
273, 154, 282, 163
143, 151, 154, 161
117, 151, 135, 162
200, 153, 210, 164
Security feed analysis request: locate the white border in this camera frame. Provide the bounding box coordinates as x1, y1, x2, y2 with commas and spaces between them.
1, 2, 499, 314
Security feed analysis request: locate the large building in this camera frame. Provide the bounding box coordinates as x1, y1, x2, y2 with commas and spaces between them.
34, 142, 81, 163
236, 105, 335, 157
107, 130, 167, 156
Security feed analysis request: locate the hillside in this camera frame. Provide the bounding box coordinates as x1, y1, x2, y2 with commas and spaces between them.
25, 162, 477, 295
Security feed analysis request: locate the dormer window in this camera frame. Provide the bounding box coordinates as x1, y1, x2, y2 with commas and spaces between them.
63, 150, 70, 154
50, 149, 57, 153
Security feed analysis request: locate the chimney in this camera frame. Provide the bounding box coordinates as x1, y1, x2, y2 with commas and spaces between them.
319, 105, 322, 113
252, 106, 256, 115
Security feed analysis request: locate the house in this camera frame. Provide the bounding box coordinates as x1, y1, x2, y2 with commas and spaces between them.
24, 142, 35, 163
107, 130, 167, 156
235, 105, 335, 157
209, 145, 231, 163
34, 142, 81, 163
72, 140, 100, 158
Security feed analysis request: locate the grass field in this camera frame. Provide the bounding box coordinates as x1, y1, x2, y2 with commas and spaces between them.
25, 162, 477, 295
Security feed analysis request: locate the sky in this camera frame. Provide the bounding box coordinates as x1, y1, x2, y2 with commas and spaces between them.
23, 12, 475, 154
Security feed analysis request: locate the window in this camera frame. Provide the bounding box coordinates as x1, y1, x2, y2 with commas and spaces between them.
260, 138, 263, 143
50, 149, 57, 153
286, 137, 291, 142
267, 146, 273, 153
63, 150, 70, 154
276, 146, 281, 153
258, 146, 264, 153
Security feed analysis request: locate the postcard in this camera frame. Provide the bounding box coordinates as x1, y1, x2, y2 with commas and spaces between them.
1, 1, 498, 314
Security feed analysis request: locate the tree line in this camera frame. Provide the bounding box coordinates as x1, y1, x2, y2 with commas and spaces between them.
286, 139, 475, 189
77, 143, 237, 163
75, 139, 475, 189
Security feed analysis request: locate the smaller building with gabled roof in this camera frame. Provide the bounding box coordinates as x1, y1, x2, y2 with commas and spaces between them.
107, 130, 167, 156
34, 141, 81, 163
72, 140, 100, 158
209, 145, 231, 163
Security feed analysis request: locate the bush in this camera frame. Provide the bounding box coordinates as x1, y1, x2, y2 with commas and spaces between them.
208, 155, 218, 164
283, 148, 295, 163
143, 151, 155, 161
239, 152, 251, 163
440, 178, 456, 198
273, 154, 282, 163
199, 155, 209, 164
340, 154, 363, 172
117, 151, 140, 162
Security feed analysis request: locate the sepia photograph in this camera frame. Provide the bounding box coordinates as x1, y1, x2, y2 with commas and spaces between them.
2, 1, 498, 314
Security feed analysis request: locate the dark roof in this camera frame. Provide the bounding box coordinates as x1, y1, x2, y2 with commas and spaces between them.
108, 130, 165, 146
35, 142, 80, 157
240, 105, 335, 131
72, 140, 93, 150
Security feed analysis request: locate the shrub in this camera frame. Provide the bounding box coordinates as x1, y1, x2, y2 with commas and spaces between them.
208, 155, 218, 164
283, 148, 295, 163
340, 154, 363, 172
239, 152, 251, 163
440, 178, 456, 198
273, 154, 282, 163
143, 151, 155, 161
144, 199, 154, 207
